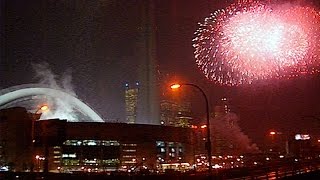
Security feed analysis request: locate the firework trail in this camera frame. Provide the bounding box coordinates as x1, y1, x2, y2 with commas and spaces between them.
193, 1, 320, 85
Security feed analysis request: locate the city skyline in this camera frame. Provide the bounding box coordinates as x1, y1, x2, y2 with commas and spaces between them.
1, 0, 320, 146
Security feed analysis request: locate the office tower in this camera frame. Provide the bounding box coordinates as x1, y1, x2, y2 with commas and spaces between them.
160, 100, 193, 127
213, 97, 235, 155
125, 83, 139, 124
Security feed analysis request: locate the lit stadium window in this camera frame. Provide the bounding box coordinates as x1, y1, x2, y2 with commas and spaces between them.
156, 141, 165, 147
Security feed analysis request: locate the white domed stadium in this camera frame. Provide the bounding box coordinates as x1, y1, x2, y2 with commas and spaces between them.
0, 84, 103, 122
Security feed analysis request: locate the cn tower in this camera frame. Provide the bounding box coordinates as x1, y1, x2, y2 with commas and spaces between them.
135, 1, 160, 125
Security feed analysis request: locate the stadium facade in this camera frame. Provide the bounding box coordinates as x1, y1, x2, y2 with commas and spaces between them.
0, 107, 195, 172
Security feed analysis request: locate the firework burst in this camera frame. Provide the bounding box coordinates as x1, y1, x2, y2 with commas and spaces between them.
193, 1, 320, 85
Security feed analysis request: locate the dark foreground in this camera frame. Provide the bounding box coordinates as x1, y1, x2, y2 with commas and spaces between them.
1, 170, 320, 180
282, 170, 320, 180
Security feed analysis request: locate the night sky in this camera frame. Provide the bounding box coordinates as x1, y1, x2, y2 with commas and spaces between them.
1, 0, 320, 146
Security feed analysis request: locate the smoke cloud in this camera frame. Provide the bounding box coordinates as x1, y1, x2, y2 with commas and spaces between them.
211, 113, 259, 154
32, 62, 79, 121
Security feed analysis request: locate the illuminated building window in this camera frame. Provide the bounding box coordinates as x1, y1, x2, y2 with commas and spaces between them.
63, 140, 77, 146
83, 140, 100, 146
101, 140, 120, 146
63, 140, 83, 146
102, 159, 119, 163
122, 143, 137, 146
123, 155, 136, 158
53, 146, 61, 149
123, 161, 136, 164
168, 142, 175, 147
62, 159, 80, 166
62, 154, 77, 158
64, 140, 120, 146
156, 141, 165, 147
160, 148, 166, 153
84, 159, 97, 164
123, 149, 136, 152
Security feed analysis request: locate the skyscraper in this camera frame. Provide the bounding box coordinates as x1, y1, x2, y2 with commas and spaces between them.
160, 100, 193, 127
125, 83, 139, 124
212, 97, 236, 155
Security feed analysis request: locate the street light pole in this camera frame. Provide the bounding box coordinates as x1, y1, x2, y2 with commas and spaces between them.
171, 83, 212, 173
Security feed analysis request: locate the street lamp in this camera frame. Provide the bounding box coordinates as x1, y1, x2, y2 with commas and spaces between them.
170, 83, 212, 173
269, 131, 276, 135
